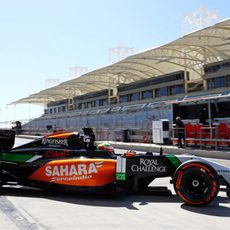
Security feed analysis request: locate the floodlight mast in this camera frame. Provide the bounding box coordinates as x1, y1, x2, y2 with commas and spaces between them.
109, 44, 134, 63
69, 66, 88, 78
182, 5, 219, 35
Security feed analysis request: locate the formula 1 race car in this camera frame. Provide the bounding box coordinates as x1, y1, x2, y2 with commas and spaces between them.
0, 128, 229, 206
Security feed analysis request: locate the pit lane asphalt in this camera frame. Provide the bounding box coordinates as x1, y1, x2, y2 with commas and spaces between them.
0, 137, 229, 230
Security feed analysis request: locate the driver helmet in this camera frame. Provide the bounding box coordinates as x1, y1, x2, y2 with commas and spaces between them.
97, 143, 115, 154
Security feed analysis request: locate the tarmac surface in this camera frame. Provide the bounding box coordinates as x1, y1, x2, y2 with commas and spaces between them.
0, 137, 229, 230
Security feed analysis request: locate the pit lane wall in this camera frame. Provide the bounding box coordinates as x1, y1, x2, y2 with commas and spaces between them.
108, 141, 230, 160
17, 120, 230, 152
17, 134, 230, 160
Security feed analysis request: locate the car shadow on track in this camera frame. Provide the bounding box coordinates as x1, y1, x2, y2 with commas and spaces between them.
0, 186, 180, 210
181, 197, 230, 217
0, 186, 229, 215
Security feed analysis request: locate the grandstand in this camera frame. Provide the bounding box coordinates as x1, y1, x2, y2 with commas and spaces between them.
12, 19, 230, 145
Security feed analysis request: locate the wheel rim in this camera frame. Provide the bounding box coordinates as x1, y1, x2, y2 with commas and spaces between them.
179, 167, 213, 202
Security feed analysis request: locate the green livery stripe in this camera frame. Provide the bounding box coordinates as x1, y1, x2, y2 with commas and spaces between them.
116, 172, 126, 181
166, 155, 182, 168
0, 153, 34, 163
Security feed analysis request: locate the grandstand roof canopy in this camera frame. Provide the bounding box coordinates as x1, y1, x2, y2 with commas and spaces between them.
13, 19, 230, 105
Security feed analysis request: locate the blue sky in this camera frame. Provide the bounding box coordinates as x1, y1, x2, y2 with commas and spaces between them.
0, 0, 229, 123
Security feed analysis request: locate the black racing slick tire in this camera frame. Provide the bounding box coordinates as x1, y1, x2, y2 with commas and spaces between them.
173, 160, 219, 206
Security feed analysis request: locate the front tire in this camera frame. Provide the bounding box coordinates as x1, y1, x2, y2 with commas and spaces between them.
173, 160, 219, 206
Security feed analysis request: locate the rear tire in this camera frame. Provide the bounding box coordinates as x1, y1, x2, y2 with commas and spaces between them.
173, 160, 219, 206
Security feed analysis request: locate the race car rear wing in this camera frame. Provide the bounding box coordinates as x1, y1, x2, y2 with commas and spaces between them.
0, 129, 15, 153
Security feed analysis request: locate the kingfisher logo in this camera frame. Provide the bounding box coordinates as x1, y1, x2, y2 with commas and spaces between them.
45, 162, 103, 182
42, 138, 68, 147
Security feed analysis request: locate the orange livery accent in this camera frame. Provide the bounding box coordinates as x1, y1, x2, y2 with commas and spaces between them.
29, 159, 116, 187
46, 132, 77, 139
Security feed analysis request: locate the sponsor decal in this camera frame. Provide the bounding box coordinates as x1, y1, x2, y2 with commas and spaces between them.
206, 180, 217, 202
116, 172, 126, 181
176, 171, 183, 189
42, 138, 68, 147
131, 158, 167, 173
83, 135, 91, 143
44, 150, 70, 158
45, 162, 103, 182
